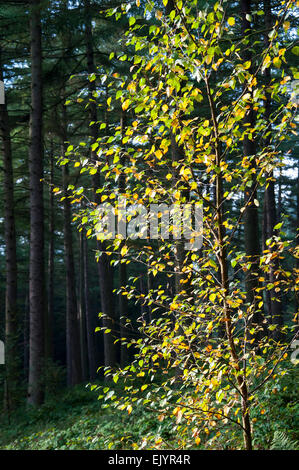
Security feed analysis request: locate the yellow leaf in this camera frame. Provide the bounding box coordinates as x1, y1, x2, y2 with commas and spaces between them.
121, 245, 128, 257
127, 405, 133, 414
283, 21, 290, 31
122, 99, 130, 111
273, 57, 281, 68
228, 17, 235, 26
195, 437, 201, 445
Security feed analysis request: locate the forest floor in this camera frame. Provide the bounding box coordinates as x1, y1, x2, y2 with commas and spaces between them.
0, 383, 175, 450
0, 365, 298, 450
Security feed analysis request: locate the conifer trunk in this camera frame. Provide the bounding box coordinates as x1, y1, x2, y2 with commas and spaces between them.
0, 50, 19, 409
28, 0, 45, 406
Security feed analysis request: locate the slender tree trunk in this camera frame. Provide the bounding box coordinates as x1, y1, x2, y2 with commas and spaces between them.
83, 236, 97, 380
205, 75, 253, 450
0, 51, 19, 409
24, 292, 29, 379
61, 98, 82, 386
46, 138, 54, 361
84, 0, 117, 369
28, 0, 45, 406
263, 0, 283, 340
240, 0, 263, 336
119, 112, 129, 367
79, 231, 88, 381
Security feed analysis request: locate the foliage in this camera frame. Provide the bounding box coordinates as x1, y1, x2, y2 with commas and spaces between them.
270, 431, 299, 450
61, 0, 299, 450
0, 367, 297, 450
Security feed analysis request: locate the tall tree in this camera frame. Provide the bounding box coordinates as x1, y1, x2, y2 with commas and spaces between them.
28, 0, 45, 406
46, 137, 54, 361
84, 0, 117, 369
83, 236, 97, 380
0, 48, 19, 408
61, 96, 82, 386
262, 0, 283, 339
240, 0, 263, 336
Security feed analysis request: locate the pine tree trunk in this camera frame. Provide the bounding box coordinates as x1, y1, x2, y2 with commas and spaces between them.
84, 0, 117, 369
79, 231, 88, 381
263, 0, 283, 340
0, 50, 19, 409
46, 138, 54, 361
119, 112, 129, 367
240, 0, 263, 335
83, 237, 97, 380
61, 99, 82, 386
28, 0, 45, 406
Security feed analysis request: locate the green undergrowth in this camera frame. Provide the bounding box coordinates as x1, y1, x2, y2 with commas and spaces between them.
0, 383, 175, 450
0, 365, 298, 450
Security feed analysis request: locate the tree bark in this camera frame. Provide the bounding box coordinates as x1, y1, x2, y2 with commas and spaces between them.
84, 0, 117, 370
61, 97, 82, 386
0, 50, 19, 409
119, 111, 129, 367
46, 138, 54, 361
263, 0, 283, 340
205, 75, 253, 450
83, 236, 97, 380
28, 0, 45, 406
240, 0, 263, 336
79, 231, 88, 381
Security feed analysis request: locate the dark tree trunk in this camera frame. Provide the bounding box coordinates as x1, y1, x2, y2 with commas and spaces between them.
79, 231, 88, 381
83, 237, 97, 380
84, 0, 117, 369
61, 99, 82, 386
263, 0, 283, 339
0, 51, 19, 409
46, 138, 54, 361
119, 112, 129, 367
28, 0, 45, 406
240, 0, 263, 335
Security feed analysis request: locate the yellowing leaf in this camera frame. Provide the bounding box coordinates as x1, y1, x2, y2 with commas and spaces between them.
121, 245, 128, 256
228, 17, 235, 26
122, 99, 130, 111
273, 57, 281, 68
